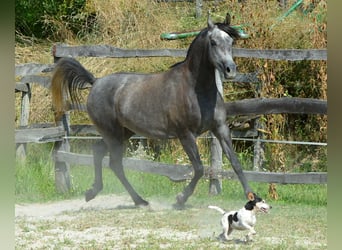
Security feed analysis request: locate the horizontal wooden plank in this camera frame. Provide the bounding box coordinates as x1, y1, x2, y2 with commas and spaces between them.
55, 151, 326, 184
67, 123, 257, 138
233, 48, 327, 61
68, 97, 326, 126
15, 83, 29, 93
226, 72, 259, 83
15, 97, 325, 143
54, 151, 193, 182
53, 44, 327, 61
15, 63, 54, 76
213, 170, 327, 184
53, 44, 186, 58
15, 126, 65, 143
20, 75, 51, 89
14, 73, 257, 94
225, 97, 327, 116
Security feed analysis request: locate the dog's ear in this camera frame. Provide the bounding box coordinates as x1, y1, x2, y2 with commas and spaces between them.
247, 192, 255, 201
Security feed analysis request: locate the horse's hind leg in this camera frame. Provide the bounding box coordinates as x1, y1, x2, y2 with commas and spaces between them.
85, 139, 107, 202
107, 137, 149, 207
176, 132, 204, 207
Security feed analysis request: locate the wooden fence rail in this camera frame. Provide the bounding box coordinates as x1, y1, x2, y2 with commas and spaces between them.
55, 151, 327, 184
15, 44, 327, 193
14, 97, 327, 144
53, 44, 327, 61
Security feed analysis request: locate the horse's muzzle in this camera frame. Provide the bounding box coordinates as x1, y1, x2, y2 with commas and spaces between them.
224, 63, 236, 79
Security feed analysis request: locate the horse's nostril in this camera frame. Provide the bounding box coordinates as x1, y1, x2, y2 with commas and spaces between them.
226, 67, 230, 73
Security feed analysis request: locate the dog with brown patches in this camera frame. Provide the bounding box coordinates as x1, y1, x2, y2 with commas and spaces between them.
208, 192, 272, 242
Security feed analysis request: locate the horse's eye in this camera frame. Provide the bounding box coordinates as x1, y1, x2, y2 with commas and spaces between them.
210, 40, 217, 46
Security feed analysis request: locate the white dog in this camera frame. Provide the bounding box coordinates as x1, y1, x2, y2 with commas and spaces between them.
208, 192, 271, 241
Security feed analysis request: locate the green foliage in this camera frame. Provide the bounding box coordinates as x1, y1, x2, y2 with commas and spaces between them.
15, 0, 95, 40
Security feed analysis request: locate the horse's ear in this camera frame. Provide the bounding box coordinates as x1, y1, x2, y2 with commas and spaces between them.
224, 13, 231, 26
247, 192, 255, 201
207, 11, 215, 30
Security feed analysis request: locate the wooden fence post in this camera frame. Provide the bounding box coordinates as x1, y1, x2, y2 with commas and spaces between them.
16, 83, 31, 160
253, 119, 265, 171
52, 53, 72, 193
209, 134, 223, 194
53, 113, 71, 193
195, 0, 202, 18
252, 81, 265, 171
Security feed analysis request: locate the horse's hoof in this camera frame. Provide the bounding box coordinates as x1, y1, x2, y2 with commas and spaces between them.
176, 192, 186, 203
135, 199, 149, 207
172, 202, 185, 210
85, 189, 96, 202
174, 193, 186, 209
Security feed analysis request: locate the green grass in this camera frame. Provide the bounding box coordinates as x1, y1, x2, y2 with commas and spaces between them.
15, 144, 327, 207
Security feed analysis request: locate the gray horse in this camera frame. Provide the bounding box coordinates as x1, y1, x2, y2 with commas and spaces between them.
51, 14, 253, 208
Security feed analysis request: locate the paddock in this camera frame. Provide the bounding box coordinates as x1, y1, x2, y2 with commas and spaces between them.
15, 191, 327, 249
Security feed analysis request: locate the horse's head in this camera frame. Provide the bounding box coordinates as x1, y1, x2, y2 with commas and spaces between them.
207, 13, 239, 79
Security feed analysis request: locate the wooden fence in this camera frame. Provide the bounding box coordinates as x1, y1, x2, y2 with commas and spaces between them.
15, 44, 327, 193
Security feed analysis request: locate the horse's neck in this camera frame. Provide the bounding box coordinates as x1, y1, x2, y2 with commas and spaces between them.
186, 48, 216, 92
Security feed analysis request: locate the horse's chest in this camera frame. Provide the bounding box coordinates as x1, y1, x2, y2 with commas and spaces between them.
196, 93, 217, 130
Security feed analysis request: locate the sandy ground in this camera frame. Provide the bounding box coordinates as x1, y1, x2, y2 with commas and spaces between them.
15, 194, 327, 249
15, 195, 207, 249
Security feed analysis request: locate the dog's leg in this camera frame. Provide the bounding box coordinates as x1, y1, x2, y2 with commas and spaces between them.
220, 215, 231, 241
223, 227, 230, 241
245, 226, 256, 241
220, 227, 232, 241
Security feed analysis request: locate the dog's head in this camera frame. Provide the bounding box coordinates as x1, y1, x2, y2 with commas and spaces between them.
246, 192, 272, 213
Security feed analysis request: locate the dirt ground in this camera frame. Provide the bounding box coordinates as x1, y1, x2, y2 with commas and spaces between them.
15, 194, 327, 249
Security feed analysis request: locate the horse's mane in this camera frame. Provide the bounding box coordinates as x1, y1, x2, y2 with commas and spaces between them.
170, 20, 240, 68
216, 22, 241, 40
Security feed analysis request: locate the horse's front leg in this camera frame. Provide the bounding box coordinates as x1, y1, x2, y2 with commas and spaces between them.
212, 124, 252, 198
176, 132, 204, 207
85, 139, 107, 202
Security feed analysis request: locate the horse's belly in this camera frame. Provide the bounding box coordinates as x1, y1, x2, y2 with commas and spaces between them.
116, 105, 175, 139
128, 120, 172, 139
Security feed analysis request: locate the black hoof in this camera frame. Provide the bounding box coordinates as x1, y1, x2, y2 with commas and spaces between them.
173, 193, 187, 210
85, 189, 96, 202
134, 199, 149, 207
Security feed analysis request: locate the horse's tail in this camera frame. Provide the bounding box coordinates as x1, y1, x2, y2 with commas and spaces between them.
208, 205, 226, 214
51, 57, 96, 122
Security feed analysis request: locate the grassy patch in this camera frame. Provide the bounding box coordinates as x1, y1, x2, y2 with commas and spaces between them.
15, 144, 327, 207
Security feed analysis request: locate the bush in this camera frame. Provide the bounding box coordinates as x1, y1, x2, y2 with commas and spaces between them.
15, 0, 96, 40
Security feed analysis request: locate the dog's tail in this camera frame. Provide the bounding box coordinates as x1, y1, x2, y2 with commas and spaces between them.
208, 205, 225, 214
